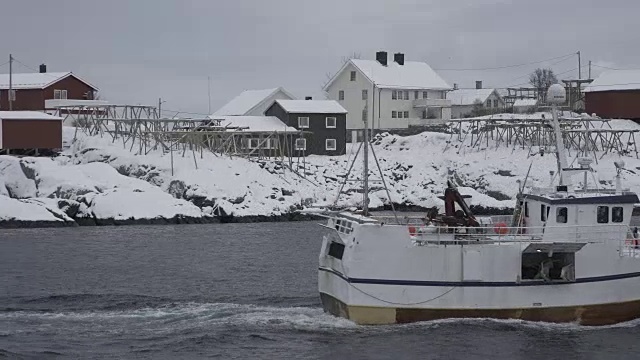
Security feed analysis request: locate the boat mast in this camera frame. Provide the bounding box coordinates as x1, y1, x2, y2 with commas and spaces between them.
548, 84, 571, 187
362, 118, 369, 216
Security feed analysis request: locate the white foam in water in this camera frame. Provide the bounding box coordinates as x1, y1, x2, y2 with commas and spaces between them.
5, 304, 640, 333
0, 302, 358, 331
394, 316, 640, 332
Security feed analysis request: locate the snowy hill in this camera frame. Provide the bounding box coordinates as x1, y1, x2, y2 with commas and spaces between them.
2, 120, 640, 227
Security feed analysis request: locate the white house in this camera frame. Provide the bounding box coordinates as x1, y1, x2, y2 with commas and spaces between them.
448, 86, 505, 118
323, 51, 452, 141
513, 98, 539, 113
213, 87, 296, 116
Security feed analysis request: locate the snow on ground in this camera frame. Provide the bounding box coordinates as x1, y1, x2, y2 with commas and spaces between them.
3, 119, 640, 224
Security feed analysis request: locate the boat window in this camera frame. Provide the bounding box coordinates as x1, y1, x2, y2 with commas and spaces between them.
522, 252, 575, 282
612, 207, 624, 223
524, 202, 529, 217
328, 242, 345, 260
556, 207, 568, 223
597, 206, 609, 224
541, 204, 546, 221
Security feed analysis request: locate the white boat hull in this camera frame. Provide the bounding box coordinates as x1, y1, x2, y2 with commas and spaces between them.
319, 268, 640, 325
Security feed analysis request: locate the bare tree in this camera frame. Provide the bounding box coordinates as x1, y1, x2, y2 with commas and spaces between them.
529, 68, 558, 102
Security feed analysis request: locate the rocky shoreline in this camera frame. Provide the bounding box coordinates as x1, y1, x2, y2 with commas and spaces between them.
0, 204, 515, 229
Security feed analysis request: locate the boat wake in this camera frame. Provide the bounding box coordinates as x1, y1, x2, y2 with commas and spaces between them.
0, 301, 357, 334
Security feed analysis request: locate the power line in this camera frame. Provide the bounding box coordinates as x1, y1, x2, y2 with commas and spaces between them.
591, 64, 640, 71
10, 57, 66, 80
434, 53, 576, 71
496, 56, 577, 87
0, 60, 9, 68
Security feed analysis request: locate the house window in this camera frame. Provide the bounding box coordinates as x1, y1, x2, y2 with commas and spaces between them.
350, 71, 356, 81
493, 99, 498, 108
597, 206, 609, 223
362, 108, 367, 121
403, 90, 409, 100
298, 117, 309, 128
541, 204, 547, 222
423, 91, 428, 99
392, 90, 397, 100
295, 138, 307, 151
612, 207, 624, 223
247, 138, 261, 149
326, 116, 336, 128
338, 90, 344, 101
362, 89, 368, 100
8, 89, 16, 101
524, 202, 529, 217
556, 207, 568, 223
486, 99, 491, 108
397, 111, 403, 119
54, 89, 68, 100
414, 91, 419, 100
326, 139, 337, 151
403, 111, 409, 119
392, 111, 397, 118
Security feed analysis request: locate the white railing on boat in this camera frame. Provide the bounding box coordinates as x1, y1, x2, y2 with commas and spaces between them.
321, 212, 640, 257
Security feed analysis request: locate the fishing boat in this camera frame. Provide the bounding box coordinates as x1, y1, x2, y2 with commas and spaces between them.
318, 84, 640, 325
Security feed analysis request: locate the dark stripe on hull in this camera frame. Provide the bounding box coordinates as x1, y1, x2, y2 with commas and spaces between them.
319, 267, 640, 287
320, 292, 640, 326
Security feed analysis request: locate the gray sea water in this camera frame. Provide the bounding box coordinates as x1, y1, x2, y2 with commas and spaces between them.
2, 222, 640, 359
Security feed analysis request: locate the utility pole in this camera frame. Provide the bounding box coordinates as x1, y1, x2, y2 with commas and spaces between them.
8, 54, 13, 111
158, 97, 162, 118
588, 60, 592, 79
577, 51, 581, 79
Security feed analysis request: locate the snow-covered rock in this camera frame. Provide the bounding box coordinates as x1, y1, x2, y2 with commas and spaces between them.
3, 119, 640, 226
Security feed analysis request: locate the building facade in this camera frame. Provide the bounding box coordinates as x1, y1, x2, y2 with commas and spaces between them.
266, 100, 347, 155
448, 86, 505, 118
0, 68, 98, 111
585, 70, 640, 120
323, 51, 452, 141
0, 111, 63, 151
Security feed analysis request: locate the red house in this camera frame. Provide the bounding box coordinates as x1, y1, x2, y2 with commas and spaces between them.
0, 65, 98, 111
0, 111, 63, 152
584, 70, 640, 121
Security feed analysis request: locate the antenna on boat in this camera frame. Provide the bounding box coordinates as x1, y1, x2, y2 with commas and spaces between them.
547, 84, 570, 187
363, 118, 370, 216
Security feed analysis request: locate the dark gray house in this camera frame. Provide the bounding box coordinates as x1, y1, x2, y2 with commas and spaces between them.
265, 99, 347, 156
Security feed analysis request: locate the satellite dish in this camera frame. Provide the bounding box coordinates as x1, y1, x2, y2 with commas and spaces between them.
547, 84, 566, 105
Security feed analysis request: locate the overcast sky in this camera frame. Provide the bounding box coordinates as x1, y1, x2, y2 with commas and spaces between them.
1, 0, 638, 116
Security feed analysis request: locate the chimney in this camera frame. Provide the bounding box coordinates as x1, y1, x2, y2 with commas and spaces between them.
453, 83, 459, 90
393, 53, 405, 65
376, 51, 388, 66
39, 64, 47, 73
305, 96, 312, 100
476, 80, 483, 89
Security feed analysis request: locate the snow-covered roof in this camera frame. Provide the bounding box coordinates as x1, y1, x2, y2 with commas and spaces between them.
324, 58, 451, 90
213, 87, 295, 116
584, 70, 640, 92
208, 115, 298, 133
0, 72, 98, 90
513, 99, 538, 107
275, 100, 347, 114
0, 111, 63, 121
447, 89, 498, 106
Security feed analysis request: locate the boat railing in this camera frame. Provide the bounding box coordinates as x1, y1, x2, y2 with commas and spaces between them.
408, 223, 630, 244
